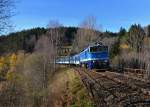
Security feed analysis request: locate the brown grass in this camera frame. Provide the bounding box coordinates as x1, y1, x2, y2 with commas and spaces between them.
48, 67, 92, 107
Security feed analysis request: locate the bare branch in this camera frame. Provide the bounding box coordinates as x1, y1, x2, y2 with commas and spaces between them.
73, 16, 101, 53
0, 0, 14, 33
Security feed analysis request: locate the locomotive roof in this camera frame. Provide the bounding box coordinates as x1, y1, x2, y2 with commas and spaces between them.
80, 42, 106, 53
88, 42, 105, 48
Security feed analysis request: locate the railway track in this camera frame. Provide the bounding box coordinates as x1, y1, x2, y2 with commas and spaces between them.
111, 67, 148, 83
99, 71, 150, 95
75, 68, 150, 107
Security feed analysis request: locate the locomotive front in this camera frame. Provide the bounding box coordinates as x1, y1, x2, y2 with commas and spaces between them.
87, 45, 109, 69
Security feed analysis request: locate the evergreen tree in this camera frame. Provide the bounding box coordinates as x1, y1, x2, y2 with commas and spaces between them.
118, 27, 127, 39
128, 24, 145, 52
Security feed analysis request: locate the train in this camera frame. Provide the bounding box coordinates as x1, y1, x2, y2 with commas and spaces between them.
56, 43, 109, 69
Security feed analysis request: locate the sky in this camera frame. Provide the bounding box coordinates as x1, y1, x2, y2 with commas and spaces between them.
11, 0, 150, 32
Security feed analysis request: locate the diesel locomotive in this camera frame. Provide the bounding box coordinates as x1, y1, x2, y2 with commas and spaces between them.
56, 43, 109, 69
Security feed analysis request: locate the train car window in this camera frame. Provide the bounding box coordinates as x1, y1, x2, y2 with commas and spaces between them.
90, 46, 108, 52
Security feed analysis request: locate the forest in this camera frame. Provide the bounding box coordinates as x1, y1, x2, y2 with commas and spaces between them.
0, 0, 150, 106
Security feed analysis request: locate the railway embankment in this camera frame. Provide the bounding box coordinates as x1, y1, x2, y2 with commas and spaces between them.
49, 67, 93, 107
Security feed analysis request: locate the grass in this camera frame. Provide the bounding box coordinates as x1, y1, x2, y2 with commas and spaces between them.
69, 77, 93, 107
49, 67, 93, 107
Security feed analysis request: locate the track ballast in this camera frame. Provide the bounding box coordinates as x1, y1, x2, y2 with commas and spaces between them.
75, 68, 150, 107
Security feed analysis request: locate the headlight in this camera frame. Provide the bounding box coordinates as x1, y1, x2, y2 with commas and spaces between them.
104, 60, 108, 62
92, 60, 95, 63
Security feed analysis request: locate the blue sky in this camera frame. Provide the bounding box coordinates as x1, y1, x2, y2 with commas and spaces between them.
12, 0, 150, 32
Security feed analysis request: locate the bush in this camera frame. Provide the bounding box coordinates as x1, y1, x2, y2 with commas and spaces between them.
6, 71, 14, 81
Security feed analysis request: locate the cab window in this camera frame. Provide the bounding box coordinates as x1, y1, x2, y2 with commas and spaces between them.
90, 46, 108, 52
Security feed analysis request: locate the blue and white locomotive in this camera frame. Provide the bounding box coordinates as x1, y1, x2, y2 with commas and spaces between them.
56, 43, 109, 69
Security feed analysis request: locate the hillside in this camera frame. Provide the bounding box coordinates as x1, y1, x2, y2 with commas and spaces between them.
0, 27, 78, 55
0, 27, 118, 55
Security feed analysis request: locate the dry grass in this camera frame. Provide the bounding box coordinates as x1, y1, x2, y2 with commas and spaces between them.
48, 67, 92, 107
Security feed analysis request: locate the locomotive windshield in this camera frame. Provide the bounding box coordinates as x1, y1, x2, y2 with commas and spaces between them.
90, 46, 108, 52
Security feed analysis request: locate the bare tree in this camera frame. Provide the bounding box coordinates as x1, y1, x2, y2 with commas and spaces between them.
22, 21, 64, 106
73, 16, 101, 52
141, 38, 150, 80
33, 20, 64, 72
34, 36, 54, 87
20, 36, 54, 107
101, 37, 118, 51
47, 20, 64, 66
0, 0, 14, 33
30, 20, 63, 92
